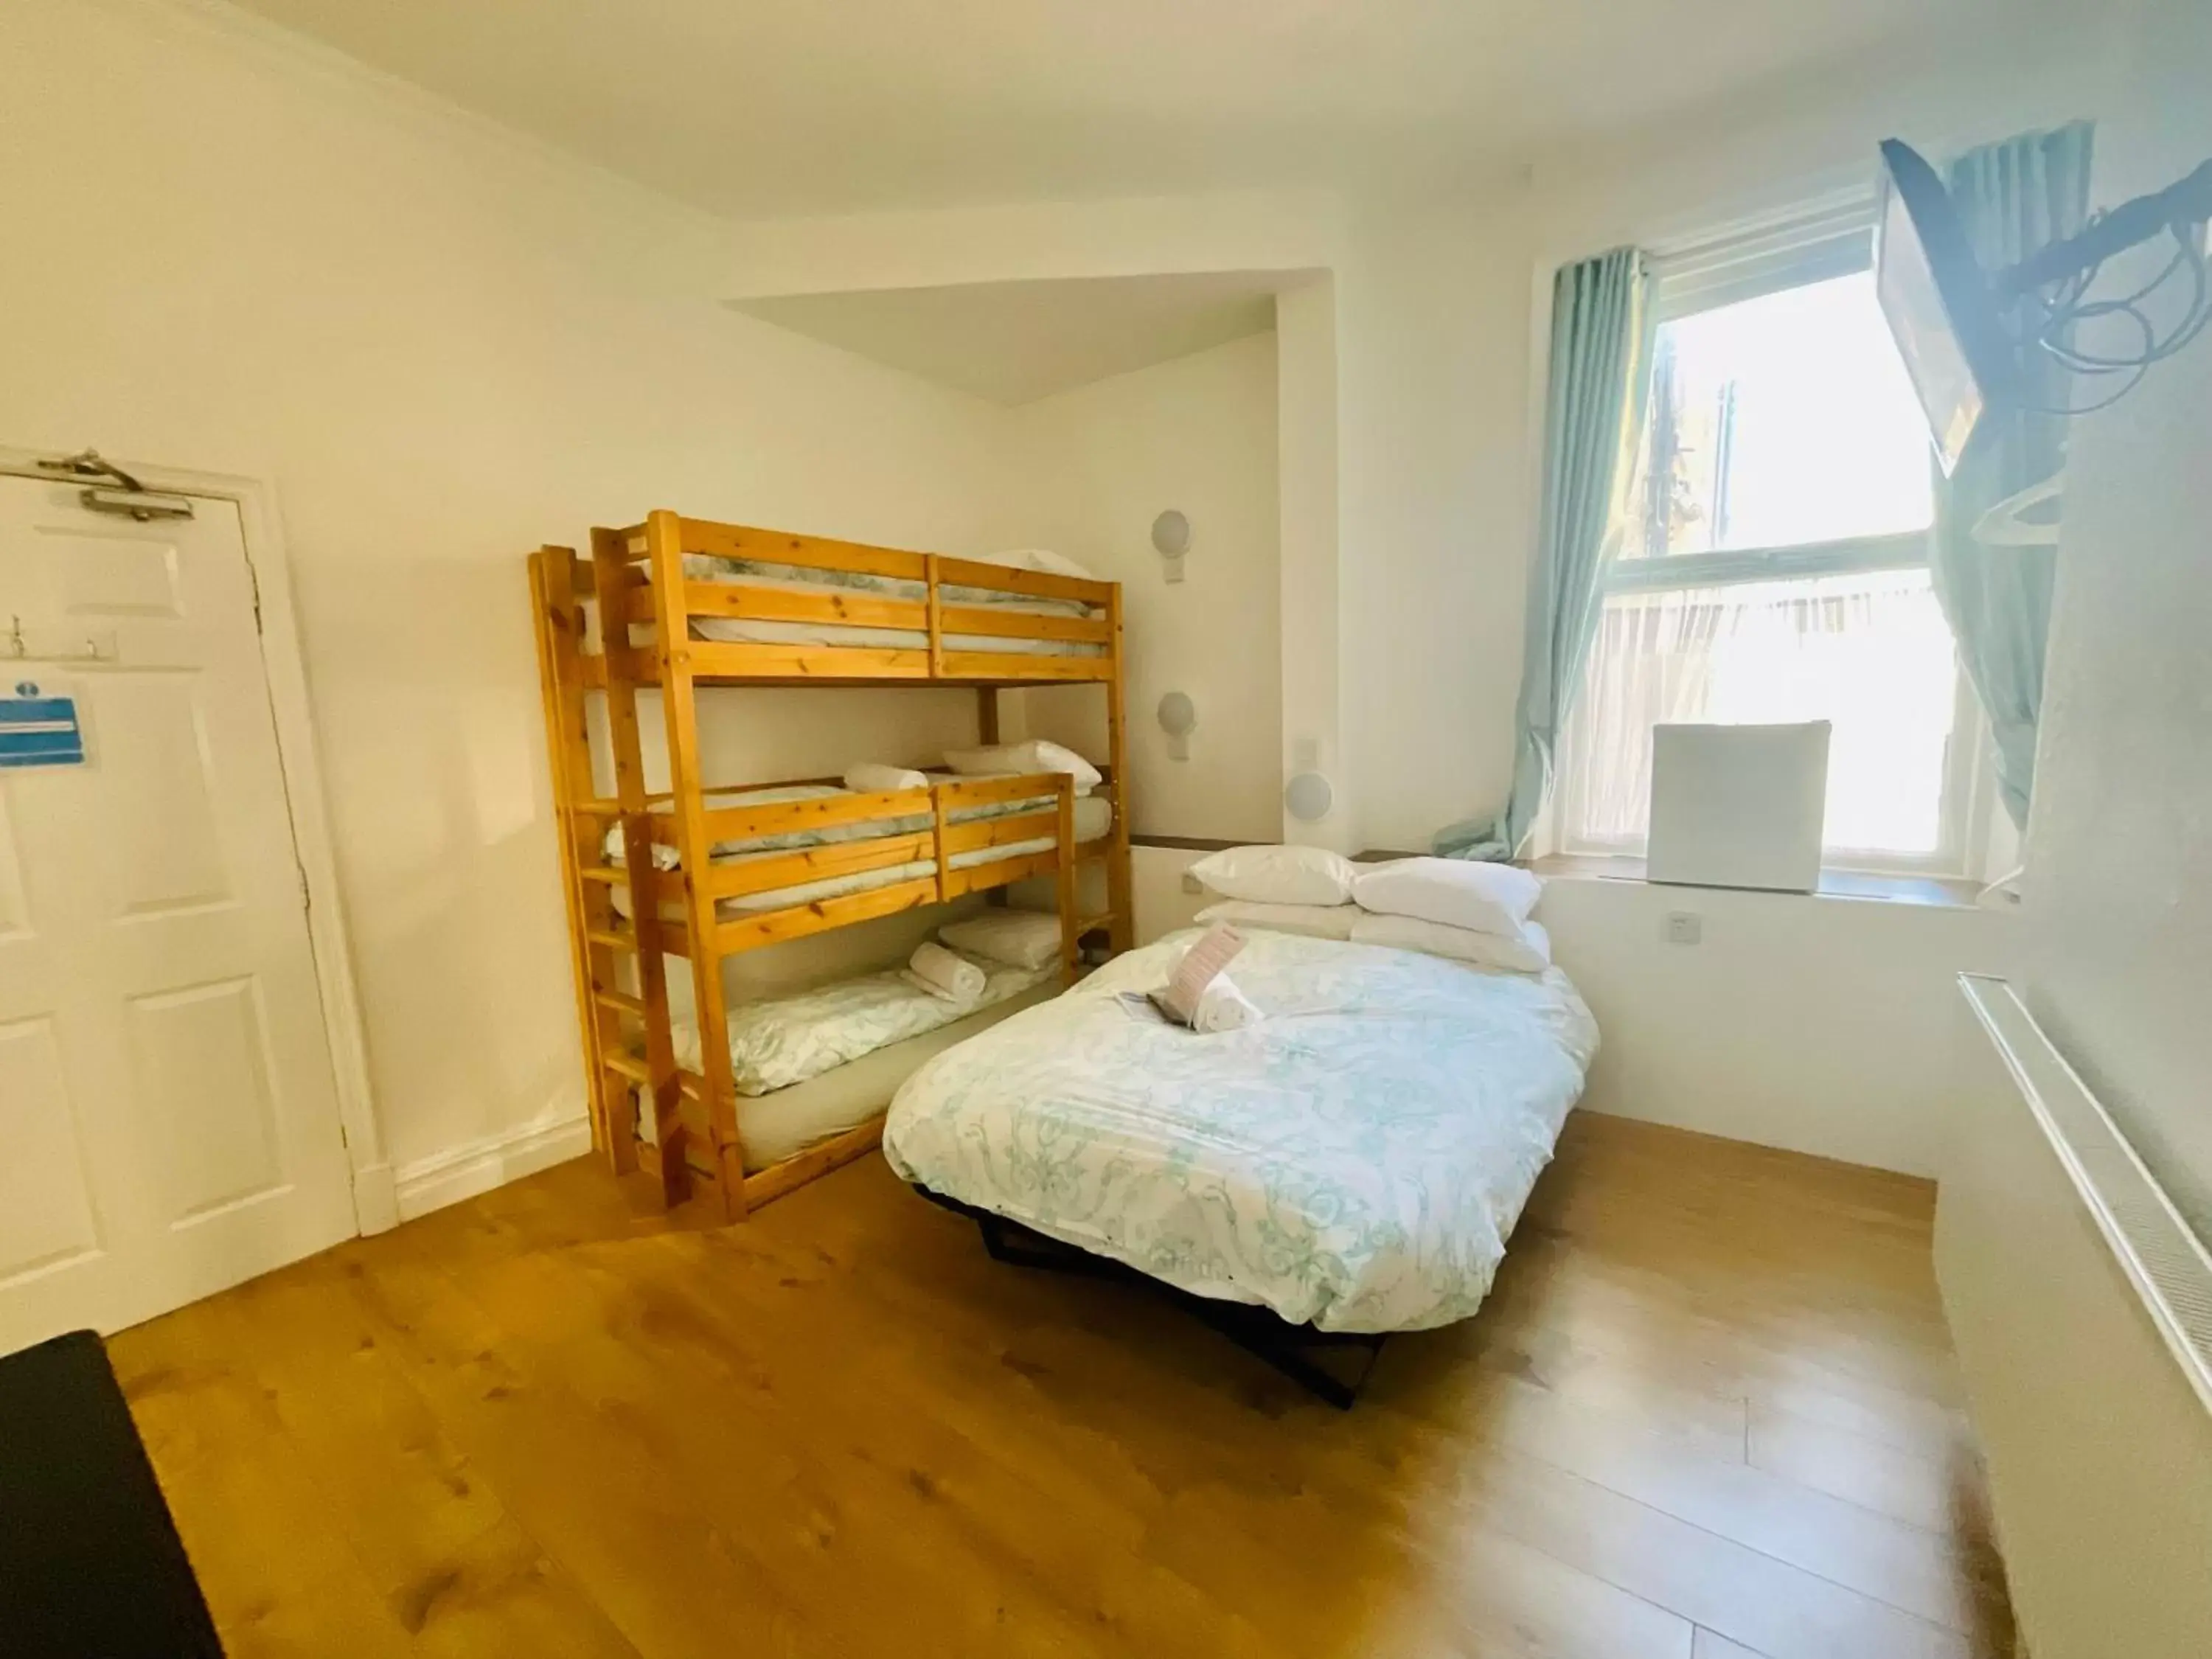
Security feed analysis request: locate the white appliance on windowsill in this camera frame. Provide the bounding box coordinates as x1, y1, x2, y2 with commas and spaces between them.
1646, 721, 1831, 894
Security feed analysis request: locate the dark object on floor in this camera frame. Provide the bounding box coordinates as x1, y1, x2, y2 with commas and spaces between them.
0, 1328, 225, 1658
914, 1186, 1387, 1408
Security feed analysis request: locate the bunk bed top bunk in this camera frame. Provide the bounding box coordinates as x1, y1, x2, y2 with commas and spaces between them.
594, 511, 1121, 688
528, 511, 1135, 1225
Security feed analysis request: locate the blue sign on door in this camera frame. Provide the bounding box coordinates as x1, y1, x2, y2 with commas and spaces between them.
0, 681, 86, 768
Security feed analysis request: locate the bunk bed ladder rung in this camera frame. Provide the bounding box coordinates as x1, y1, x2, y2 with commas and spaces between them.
585, 928, 636, 952
593, 987, 649, 1017
603, 1051, 650, 1085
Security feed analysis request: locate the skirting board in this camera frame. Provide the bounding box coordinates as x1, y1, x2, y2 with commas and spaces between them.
392, 1106, 594, 1222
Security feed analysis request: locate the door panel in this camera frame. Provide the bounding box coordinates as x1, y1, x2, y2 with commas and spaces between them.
0, 476, 355, 1354
128, 975, 287, 1223
93, 675, 234, 915
0, 1015, 100, 1283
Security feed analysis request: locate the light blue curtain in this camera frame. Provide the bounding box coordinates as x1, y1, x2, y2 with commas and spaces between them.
1436, 247, 1655, 860
1933, 120, 2095, 828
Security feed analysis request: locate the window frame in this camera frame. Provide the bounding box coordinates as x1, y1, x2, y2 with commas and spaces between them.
1549, 204, 1994, 880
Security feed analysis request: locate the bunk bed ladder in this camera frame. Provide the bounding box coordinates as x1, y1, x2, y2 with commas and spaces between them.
529, 546, 630, 1175
642, 509, 751, 1220
588, 529, 688, 1207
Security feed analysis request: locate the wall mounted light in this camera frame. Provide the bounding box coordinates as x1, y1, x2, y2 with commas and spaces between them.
1157, 690, 1197, 761
1152, 509, 1191, 584
1284, 771, 1334, 822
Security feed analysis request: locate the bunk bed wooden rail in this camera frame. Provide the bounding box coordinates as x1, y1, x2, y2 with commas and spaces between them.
600, 513, 1121, 687
528, 509, 1135, 1223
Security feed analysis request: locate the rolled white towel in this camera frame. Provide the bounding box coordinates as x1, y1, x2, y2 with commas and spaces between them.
845, 762, 931, 794
903, 940, 986, 1005
1193, 970, 1263, 1034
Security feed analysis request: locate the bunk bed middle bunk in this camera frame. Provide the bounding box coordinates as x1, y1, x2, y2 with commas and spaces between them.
529, 511, 1135, 1222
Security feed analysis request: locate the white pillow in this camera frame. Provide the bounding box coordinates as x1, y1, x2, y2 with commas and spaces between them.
942, 740, 1102, 793
843, 762, 929, 793
938, 909, 1063, 972
1188, 844, 1358, 908
1351, 914, 1552, 975
981, 549, 1101, 582
1194, 900, 1357, 942
1351, 856, 1541, 938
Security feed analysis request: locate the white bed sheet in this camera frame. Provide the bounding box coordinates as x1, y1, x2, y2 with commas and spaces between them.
883, 930, 1599, 1334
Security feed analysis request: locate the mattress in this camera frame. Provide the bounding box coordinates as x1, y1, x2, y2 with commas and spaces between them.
640, 981, 1062, 1172
605, 779, 1110, 868
641, 554, 1106, 658
667, 953, 1056, 1096
607, 786, 1111, 922
883, 930, 1600, 1334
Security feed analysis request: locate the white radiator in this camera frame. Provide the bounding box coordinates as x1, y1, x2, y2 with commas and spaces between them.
1937, 975, 2212, 1659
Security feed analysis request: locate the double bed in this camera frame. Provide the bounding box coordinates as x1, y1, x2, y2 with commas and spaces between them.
882, 928, 1599, 1391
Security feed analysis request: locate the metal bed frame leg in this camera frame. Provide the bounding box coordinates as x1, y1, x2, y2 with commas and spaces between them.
967, 1209, 1386, 1411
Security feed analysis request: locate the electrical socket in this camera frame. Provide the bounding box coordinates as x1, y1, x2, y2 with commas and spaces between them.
1181, 871, 1204, 895
1663, 911, 1703, 945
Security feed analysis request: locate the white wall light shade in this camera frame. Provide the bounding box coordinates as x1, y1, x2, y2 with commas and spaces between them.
1152, 509, 1190, 583
1157, 689, 1196, 761
1284, 770, 1333, 822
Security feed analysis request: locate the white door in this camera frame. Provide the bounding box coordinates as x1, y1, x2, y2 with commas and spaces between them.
0, 475, 355, 1354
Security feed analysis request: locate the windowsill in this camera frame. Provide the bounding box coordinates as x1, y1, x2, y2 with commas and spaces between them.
1529, 852, 1988, 911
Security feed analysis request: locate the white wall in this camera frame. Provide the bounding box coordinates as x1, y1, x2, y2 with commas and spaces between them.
2022, 0, 2212, 1239
1009, 333, 1283, 842
0, 0, 1026, 1180
1542, 877, 2014, 1177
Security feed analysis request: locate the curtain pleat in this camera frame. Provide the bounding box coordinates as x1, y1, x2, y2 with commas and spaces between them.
1436, 246, 1655, 860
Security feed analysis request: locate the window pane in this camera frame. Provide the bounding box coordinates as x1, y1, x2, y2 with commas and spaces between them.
1562, 568, 1958, 856
1626, 273, 1935, 559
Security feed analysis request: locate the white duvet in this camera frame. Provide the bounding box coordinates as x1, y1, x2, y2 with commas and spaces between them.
882, 930, 1599, 1333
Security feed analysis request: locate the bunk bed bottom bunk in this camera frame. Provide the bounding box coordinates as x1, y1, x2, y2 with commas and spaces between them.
638, 978, 1062, 1173
633, 956, 1062, 1177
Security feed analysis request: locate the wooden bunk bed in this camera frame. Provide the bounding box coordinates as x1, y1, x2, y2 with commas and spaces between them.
527, 511, 1133, 1220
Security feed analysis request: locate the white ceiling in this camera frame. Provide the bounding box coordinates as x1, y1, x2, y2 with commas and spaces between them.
225, 0, 2065, 220
731, 274, 1281, 406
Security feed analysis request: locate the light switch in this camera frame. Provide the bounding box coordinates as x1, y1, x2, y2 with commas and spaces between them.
1663, 911, 1703, 945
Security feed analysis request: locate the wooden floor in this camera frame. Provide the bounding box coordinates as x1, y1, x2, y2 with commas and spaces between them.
113, 1113, 2011, 1658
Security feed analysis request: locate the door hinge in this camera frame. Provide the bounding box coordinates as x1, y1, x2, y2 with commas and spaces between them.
248, 560, 265, 633
297, 860, 312, 911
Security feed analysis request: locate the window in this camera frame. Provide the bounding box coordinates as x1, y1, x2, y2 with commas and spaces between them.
1554, 216, 1987, 874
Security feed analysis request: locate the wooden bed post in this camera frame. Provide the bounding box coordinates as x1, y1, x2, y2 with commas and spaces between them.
975, 686, 999, 745
530, 546, 630, 1174
1054, 775, 1080, 984
644, 509, 750, 1219
1104, 582, 1135, 953
588, 528, 684, 1205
